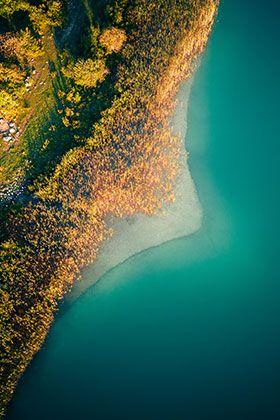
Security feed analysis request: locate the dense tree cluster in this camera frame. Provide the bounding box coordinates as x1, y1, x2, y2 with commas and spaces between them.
62, 58, 108, 88
0, 0, 219, 416
0, 0, 62, 119
0, 0, 62, 29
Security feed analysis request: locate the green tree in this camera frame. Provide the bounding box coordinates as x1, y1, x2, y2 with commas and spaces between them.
107, 0, 129, 25
0, 90, 21, 119
15, 28, 43, 64
0, 63, 25, 89
0, 29, 42, 64
29, 0, 62, 34
63, 59, 108, 88
90, 26, 103, 57
0, 0, 29, 22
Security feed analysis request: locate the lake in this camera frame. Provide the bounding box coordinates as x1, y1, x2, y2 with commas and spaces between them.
7, 0, 280, 418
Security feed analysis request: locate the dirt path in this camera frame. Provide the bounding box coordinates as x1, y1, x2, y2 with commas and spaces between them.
60, 0, 85, 45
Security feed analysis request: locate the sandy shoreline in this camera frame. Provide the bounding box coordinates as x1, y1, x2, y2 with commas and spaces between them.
69, 80, 202, 301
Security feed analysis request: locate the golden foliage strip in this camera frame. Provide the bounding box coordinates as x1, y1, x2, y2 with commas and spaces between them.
0, 0, 219, 416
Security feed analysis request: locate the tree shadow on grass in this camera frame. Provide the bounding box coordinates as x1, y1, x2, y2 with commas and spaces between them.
24, 0, 122, 183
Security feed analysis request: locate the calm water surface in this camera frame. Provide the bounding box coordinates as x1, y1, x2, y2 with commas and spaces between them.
7, 0, 280, 419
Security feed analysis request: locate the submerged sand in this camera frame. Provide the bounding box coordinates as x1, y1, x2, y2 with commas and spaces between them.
69, 80, 202, 301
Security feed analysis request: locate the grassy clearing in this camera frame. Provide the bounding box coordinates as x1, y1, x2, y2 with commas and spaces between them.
0, 32, 58, 188
0, 0, 114, 194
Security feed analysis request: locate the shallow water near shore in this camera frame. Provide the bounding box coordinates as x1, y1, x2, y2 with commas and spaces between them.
7, 0, 280, 419
67, 79, 203, 302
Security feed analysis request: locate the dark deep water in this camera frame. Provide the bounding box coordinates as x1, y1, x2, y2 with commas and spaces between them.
7, 1, 280, 419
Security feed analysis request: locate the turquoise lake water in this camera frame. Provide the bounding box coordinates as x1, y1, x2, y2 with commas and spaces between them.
7, 1, 280, 418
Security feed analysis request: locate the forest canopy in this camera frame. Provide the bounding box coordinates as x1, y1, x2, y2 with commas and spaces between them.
0, 0, 219, 417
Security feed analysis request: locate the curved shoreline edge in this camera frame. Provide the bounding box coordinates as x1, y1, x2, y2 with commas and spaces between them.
1, 2, 219, 416
69, 80, 203, 301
